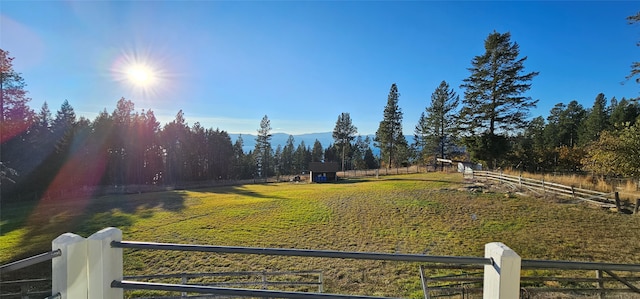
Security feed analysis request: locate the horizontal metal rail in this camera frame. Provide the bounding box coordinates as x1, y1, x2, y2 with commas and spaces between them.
521, 259, 640, 272
112, 241, 492, 265
429, 287, 640, 294
112, 280, 400, 299
125, 270, 323, 280
427, 276, 640, 283
0, 249, 61, 275
0, 278, 49, 285
44, 292, 61, 299
113, 241, 640, 271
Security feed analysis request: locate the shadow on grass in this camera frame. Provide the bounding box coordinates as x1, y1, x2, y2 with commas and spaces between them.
2, 181, 292, 263
190, 184, 288, 201
0, 190, 188, 264
378, 177, 456, 185
333, 178, 368, 184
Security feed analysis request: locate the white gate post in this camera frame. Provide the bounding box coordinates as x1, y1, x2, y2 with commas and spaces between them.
483, 242, 521, 299
52, 233, 88, 299
88, 227, 123, 299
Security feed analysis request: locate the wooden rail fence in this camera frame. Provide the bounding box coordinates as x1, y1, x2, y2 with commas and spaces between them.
471, 171, 640, 213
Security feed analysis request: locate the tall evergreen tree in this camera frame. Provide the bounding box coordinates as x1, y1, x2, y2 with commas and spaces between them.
274, 144, 283, 177
161, 110, 190, 184
35, 102, 52, 131
294, 141, 310, 173
460, 31, 538, 168
609, 97, 639, 127
545, 101, 586, 149
232, 135, 254, 179
311, 139, 324, 162
137, 109, 162, 184
627, 12, 640, 83
414, 80, 459, 168
375, 83, 407, 168
52, 100, 77, 155
282, 135, 295, 174
324, 144, 338, 163
579, 93, 609, 145
0, 49, 34, 142
254, 115, 272, 178
332, 112, 357, 171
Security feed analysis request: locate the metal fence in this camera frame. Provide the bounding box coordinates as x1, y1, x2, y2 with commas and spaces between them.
3, 228, 640, 299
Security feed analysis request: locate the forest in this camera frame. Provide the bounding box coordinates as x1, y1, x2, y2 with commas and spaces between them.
2, 24, 640, 202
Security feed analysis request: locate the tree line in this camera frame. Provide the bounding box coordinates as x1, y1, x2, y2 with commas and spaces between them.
2, 16, 640, 200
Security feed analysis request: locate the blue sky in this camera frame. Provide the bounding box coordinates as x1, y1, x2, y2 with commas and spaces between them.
2, 1, 639, 135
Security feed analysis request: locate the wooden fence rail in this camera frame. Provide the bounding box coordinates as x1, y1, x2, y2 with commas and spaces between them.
472, 171, 639, 212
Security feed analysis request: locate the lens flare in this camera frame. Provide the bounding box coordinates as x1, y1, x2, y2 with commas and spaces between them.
111, 48, 174, 101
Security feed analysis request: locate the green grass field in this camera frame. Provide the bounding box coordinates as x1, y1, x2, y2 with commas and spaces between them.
2, 173, 640, 298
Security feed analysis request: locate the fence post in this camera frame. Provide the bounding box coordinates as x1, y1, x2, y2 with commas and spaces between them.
483, 242, 521, 299
596, 270, 605, 299
634, 199, 640, 215
87, 227, 123, 299
614, 192, 622, 213
518, 175, 522, 189
52, 233, 88, 299
262, 271, 267, 289
181, 276, 188, 298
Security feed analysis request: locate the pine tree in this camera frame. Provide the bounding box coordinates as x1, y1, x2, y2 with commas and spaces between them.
311, 139, 324, 162
0, 49, 34, 142
460, 31, 538, 168
232, 135, 247, 179
609, 97, 639, 127
414, 80, 459, 168
324, 144, 338, 163
161, 110, 190, 184
579, 93, 609, 145
282, 135, 295, 174
254, 115, 272, 178
627, 12, 640, 83
375, 83, 406, 168
332, 112, 357, 171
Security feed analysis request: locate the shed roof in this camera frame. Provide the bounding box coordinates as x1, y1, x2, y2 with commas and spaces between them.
309, 162, 340, 172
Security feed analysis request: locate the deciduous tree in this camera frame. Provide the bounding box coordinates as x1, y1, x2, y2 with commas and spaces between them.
583, 122, 640, 177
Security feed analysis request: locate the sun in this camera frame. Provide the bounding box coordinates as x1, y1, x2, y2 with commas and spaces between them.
125, 64, 156, 86
111, 49, 173, 100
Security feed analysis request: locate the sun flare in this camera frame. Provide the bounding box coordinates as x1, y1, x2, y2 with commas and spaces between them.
111, 48, 174, 99
126, 64, 155, 86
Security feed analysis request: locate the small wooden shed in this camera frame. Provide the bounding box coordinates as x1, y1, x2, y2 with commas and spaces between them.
308, 162, 340, 183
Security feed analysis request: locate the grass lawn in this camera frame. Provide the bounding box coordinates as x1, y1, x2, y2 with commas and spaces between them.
2, 172, 640, 298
